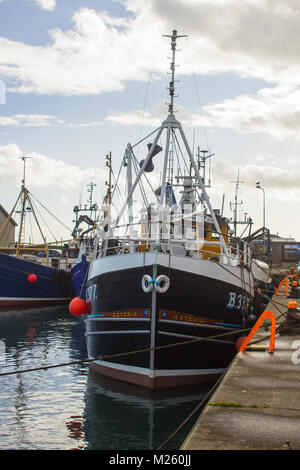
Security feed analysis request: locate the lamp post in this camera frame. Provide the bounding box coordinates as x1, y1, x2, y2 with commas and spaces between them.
256, 182, 266, 228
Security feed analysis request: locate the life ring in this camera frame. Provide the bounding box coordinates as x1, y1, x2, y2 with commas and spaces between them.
155, 274, 170, 293
141, 274, 153, 293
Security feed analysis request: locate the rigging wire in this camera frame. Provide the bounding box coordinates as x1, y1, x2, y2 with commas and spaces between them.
132, 127, 161, 150
28, 209, 34, 245
111, 168, 125, 207
30, 191, 72, 233
191, 73, 225, 214
192, 72, 209, 150
131, 151, 148, 207
30, 198, 58, 243
136, 36, 163, 155
131, 150, 156, 198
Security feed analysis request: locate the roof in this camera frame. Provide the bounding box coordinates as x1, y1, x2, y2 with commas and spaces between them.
0, 204, 17, 226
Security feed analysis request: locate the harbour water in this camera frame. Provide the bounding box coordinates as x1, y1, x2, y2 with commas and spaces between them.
0, 307, 209, 450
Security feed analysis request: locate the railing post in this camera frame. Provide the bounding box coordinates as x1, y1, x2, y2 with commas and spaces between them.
274, 278, 289, 296
243, 242, 247, 265
239, 310, 276, 353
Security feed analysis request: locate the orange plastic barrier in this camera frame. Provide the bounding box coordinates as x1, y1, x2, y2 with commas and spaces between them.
239, 310, 276, 353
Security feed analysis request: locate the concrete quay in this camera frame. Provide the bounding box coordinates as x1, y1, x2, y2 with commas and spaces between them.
181, 289, 300, 450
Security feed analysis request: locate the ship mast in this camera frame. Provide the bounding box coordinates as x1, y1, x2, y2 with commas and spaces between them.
113, 30, 232, 263
162, 30, 187, 115
0, 156, 49, 261
104, 151, 112, 218
16, 155, 31, 251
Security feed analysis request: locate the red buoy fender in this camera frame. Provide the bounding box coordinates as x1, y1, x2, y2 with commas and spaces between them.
69, 297, 86, 316
27, 273, 37, 284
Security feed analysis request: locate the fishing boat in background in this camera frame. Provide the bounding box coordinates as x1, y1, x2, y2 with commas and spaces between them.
79, 30, 261, 389
226, 169, 273, 313
69, 181, 98, 301
70, 153, 113, 300
0, 157, 73, 311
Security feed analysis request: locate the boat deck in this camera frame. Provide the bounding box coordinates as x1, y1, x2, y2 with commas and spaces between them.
180, 289, 300, 450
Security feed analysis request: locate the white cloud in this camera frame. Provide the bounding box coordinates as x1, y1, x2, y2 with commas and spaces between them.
106, 110, 160, 127
105, 84, 300, 140
67, 120, 103, 128
213, 158, 300, 192
0, 143, 106, 191
0, 143, 108, 241
0, 114, 62, 127
197, 85, 300, 140
0, 114, 103, 128
0, 6, 165, 96
34, 0, 56, 11
0, 0, 299, 97
151, 0, 300, 83
105, 102, 207, 128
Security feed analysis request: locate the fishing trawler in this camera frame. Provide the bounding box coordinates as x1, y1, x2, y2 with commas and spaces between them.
70, 154, 113, 300
0, 157, 73, 310
70, 181, 99, 301
83, 31, 257, 389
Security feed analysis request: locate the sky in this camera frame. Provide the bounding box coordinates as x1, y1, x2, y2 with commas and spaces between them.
1, 0, 300, 243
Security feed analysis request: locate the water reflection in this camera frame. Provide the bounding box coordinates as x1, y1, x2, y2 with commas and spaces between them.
0, 307, 209, 450
83, 371, 208, 450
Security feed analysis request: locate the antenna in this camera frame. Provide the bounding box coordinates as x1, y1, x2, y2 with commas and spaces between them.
229, 169, 252, 237
196, 146, 214, 187
86, 181, 97, 206
230, 169, 244, 237
162, 30, 187, 115
86, 180, 98, 220
19, 155, 31, 188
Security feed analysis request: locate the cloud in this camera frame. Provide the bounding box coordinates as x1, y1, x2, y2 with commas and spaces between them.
151, 0, 300, 83
67, 120, 103, 128
106, 110, 160, 127
0, 143, 109, 241
0, 0, 299, 97
105, 84, 300, 140
0, 114, 62, 127
105, 102, 207, 128
0, 113, 103, 128
197, 85, 300, 140
0, 143, 106, 191
213, 158, 300, 192
0, 6, 165, 96
34, 0, 56, 11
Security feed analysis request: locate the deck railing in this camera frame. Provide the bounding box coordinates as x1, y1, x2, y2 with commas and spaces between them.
93, 231, 253, 269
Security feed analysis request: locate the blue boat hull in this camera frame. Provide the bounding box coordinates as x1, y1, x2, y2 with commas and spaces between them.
0, 253, 72, 310
71, 257, 89, 300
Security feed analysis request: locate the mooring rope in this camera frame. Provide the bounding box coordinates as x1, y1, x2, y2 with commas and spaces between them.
157, 292, 294, 450
0, 280, 292, 378
0, 286, 294, 451
157, 369, 226, 450
0, 326, 253, 378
